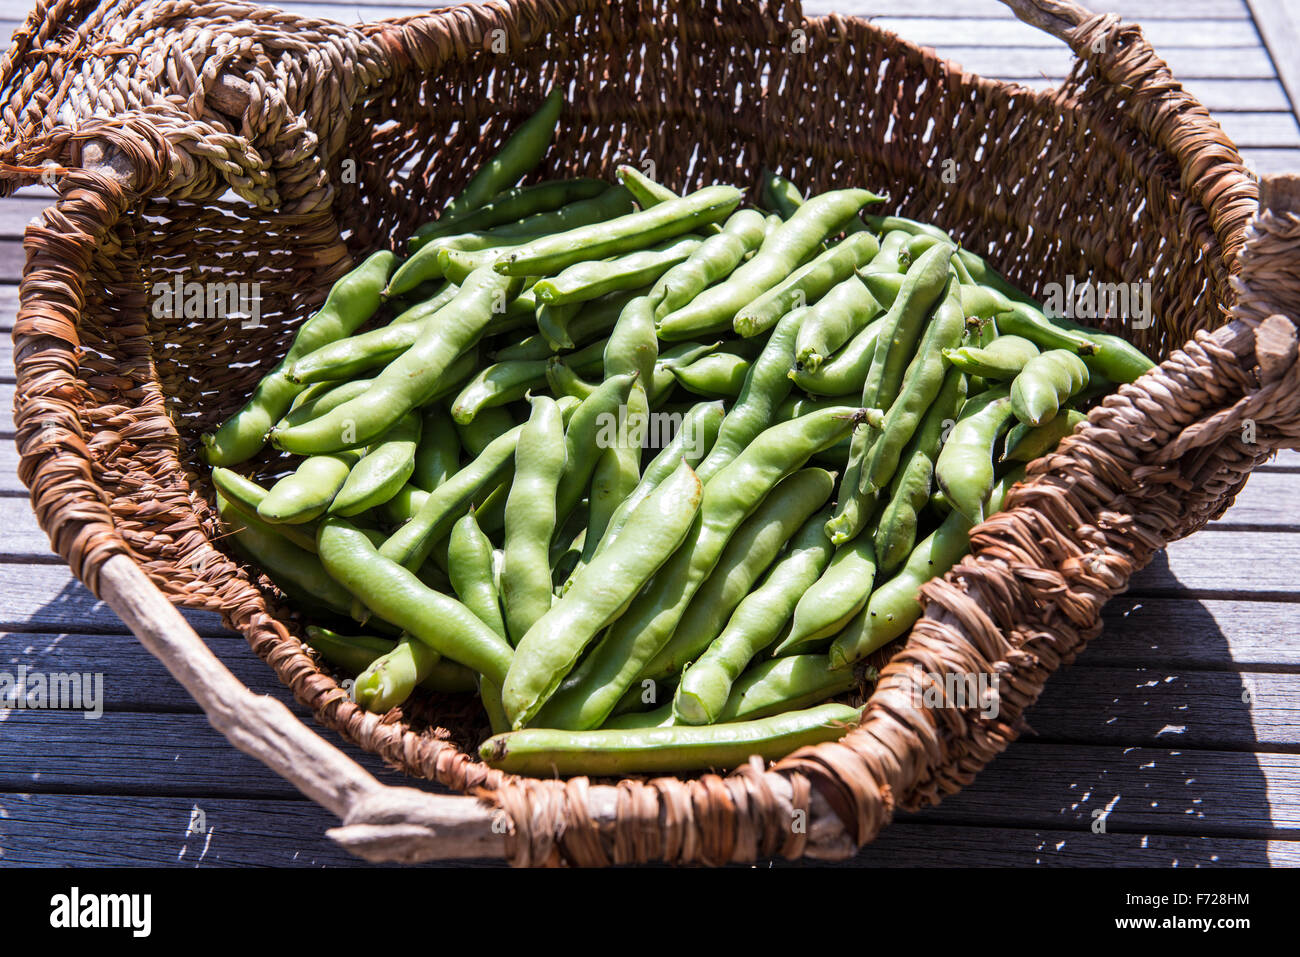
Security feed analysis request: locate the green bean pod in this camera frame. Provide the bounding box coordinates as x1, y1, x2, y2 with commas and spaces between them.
859, 230, 912, 276
933, 387, 1016, 525
758, 168, 806, 220
216, 493, 354, 617
788, 319, 884, 398
502, 461, 703, 727
257, 450, 361, 524
793, 274, 883, 372
439, 88, 564, 222
733, 231, 879, 338
1010, 348, 1090, 427
329, 411, 421, 516
202, 250, 396, 465
353, 636, 440, 712
606, 653, 854, 729
411, 177, 607, 249
673, 507, 838, 723
211, 468, 317, 553
695, 306, 809, 482
502, 396, 566, 643
776, 525, 878, 658
645, 469, 835, 682
378, 421, 524, 570
536, 406, 863, 731
533, 236, 702, 305
495, 185, 743, 277
1003, 408, 1087, 462
589, 399, 725, 564
871, 364, 967, 575
859, 278, 966, 495
655, 189, 883, 339
553, 372, 639, 529
303, 626, 479, 693
536, 300, 580, 351
669, 351, 752, 399
651, 208, 768, 319
448, 511, 507, 639
943, 335, 1039, 380
829, 468, 1024, 668
389, 187, 636, 296
481, 702, 861, 776
271, 267, 523, 454
411, 406, 461, 492
317, 518, 514, 686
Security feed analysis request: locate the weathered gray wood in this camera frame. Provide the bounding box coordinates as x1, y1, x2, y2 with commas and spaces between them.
937, 45, 1277, 78
911, 742, 1300, 835
1249, 1, 1300, 126
2, 792, 1292, 867
1026, 666, 1300, 747
2, 710, 1292, 836
843, 823, 1300, 867
0, 793, 503, 868
804, 0, 1249, 17
1131, 529, 1300, 597
1097, 597, 1300, 668
0, 630, 289, 712
0, 563, 231, 636
869, 16, 1260, 47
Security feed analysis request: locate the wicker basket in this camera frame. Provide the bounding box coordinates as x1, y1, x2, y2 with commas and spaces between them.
4, 0, 1299, 865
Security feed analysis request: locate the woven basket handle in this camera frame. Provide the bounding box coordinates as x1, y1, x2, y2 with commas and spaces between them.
999, 0, 1094, 40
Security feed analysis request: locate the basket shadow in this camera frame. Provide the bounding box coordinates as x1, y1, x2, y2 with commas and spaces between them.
792, 549, 1281, 867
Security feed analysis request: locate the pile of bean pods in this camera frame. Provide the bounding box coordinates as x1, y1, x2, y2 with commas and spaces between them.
204, 90, 1155, 777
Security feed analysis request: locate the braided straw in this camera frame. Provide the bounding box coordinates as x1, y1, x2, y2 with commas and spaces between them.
6, 0, 1297, 864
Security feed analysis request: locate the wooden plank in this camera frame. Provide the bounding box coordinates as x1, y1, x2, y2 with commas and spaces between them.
1239, 148, 1300, 175
0, 792, 500, 867
1025, 666, 1300, 748
1249, 0, 1300, 124
870, 17, 1260, 48
0, 630, 287, 713
936, 45, 1277, 79
1216, 110, 1300, 146
0, 563, 230, 636
804, 0, 1250, 18
0, 197, 49, 239
0, 710, 446, 799
1, 710, 1292, 837
911, 742, 1300, 836
1097, 597, 1300, 669
0, 240, 22, 283
846, 822, 1300, 867
1131, 529, 1300, 598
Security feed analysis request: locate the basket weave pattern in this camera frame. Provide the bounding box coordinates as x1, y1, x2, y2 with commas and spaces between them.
5, 0, 1298, 864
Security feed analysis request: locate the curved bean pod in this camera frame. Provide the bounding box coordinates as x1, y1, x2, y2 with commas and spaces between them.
411, 406, 461, 492
645, 468, 835, 682
202, 250, 395, 465
1010, 349, 1090, 427
494, 185, 743, 277
211, 467, 317, 553
655, 189, 882, 339
733, 231, 879, 338
776, 524, 878, 658
329, 411, 422, 516
1003, 408, 1087, 462
933, 387, 1016, 525
793, 273, 882, 371
650, 208, 768, 320
502, 396, 566, 643
535, 406, 863, 731
411, 176, 607, 250
257, 450, 361, 524
829, 468, 1023, 668
481, 703, 861, 776
502, 461, 703, 727
533, 235, 702, 305
317, 519, 514, 687
673, 507, 837, 723
942, 334, 1040, 379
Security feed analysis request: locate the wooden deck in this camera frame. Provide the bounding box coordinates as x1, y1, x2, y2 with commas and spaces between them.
2, 0, 1298, 867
